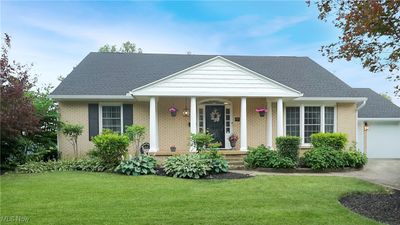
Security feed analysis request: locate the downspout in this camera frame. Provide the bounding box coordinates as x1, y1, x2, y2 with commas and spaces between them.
355, 100, 367, 152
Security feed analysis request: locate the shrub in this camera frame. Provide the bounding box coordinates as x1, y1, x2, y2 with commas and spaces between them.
276, 136, 301, 161
16, 159, 111, 173
311, 133, 348, 150
268, 154, 297, 168
343, 150, 368, 168
244, 145, 296, 169
114, 155, 157, 176
190, 133, 215, 151
90, 131, 130, 166
244, 145, 274, 168
303, 147, 346, 170
164, 154, 210, 179
200, 149, 229, 174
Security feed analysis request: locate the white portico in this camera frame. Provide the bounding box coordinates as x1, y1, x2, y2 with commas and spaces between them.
129, 56, 303, 152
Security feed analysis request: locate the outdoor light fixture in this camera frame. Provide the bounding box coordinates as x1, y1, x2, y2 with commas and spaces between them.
182, 108, 189, 117
364, 122, 369, 131
183, 98, 190, 117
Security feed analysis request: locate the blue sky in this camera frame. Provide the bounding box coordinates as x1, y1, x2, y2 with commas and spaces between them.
2, 1, 399, 105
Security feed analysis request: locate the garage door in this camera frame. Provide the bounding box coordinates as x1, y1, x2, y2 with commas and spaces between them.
358, 121, 400, 158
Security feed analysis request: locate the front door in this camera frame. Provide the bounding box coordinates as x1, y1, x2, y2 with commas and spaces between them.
205, 105, 225, 148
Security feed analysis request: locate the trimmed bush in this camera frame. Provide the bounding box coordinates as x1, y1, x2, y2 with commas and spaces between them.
244, 145, 296, 169
114, 155, 157, 176
343, 150, 368, 168
303, 147, 346, 170
164, 154, 210, 179
90, 131, 130, 166
200, 150, 229, 174
16, 159, 111, 174
276, 136, 301, 161
311, 133, 348, 150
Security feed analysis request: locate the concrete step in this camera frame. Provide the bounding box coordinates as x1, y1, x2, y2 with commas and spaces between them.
229, 165, 245, 170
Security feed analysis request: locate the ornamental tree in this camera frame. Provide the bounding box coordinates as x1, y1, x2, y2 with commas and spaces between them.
0, 33, 40, 169
62, 123, 83, 159
125, 124, 146, 155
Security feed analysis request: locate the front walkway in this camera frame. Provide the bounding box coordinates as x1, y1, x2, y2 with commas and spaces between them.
232, 159, 400, 190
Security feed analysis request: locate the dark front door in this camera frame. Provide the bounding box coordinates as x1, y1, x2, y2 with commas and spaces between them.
205, 105, 225, 148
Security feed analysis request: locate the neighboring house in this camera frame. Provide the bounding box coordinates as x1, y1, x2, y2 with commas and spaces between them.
50, 53, 400, 158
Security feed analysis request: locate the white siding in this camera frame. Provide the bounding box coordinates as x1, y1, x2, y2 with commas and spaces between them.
132, 58, 301, 97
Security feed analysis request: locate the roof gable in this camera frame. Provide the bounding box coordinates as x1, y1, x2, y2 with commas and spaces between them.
130, 56, 302, 97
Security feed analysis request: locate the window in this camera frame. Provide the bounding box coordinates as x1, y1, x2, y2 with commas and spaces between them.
199, 108, 204, 133
101, 106, 122, 133
286, 107, 300, 137
304, 106, 321, 143
225, 108, 231, 134
325, 107, 334, 133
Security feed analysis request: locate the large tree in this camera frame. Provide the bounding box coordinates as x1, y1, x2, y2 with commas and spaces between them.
308, 0, 400, 95
1, 33, 40, 169
98, 41, 142, 53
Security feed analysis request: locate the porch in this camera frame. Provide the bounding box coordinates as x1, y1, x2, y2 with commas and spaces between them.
140, 96, 286, 153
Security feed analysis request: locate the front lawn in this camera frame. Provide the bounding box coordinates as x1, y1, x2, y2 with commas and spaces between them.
0, 172, 386, 225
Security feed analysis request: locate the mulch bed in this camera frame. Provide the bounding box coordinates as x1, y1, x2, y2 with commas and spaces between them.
340, 190, 400, 225
253, 167, 363, 173
156, 167, 252, 179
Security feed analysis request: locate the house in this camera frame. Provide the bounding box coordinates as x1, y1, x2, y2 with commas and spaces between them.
50, 53, 400, 158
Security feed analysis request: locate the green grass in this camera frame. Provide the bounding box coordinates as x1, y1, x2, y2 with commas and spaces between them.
0, 172, 387, 225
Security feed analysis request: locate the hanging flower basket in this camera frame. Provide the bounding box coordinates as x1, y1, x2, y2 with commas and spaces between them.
256, 107, 268, 117
168, 106, 178, 117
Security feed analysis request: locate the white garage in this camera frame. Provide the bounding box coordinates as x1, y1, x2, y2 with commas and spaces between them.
358, 120, 400, 158
355, 88, 400, 159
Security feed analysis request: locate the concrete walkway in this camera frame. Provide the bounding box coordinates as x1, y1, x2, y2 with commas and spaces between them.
232, 159, 400, 190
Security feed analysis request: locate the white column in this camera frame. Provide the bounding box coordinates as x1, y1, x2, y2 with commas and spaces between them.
267, 100, 273, 147
240, 97, 248, 151
190, 97, 197, 152
277, 98, 284, 137
149, 97, 159, 152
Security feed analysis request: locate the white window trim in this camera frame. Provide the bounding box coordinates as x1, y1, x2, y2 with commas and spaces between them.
99, 103, 124, 134
284, 103, 337, 148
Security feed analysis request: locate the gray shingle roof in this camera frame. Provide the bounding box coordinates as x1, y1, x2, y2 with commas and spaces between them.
354, 88, 400, 118
52, 52, 360, 97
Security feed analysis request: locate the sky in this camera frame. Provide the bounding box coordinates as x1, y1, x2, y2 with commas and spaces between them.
1, 0, 399, 106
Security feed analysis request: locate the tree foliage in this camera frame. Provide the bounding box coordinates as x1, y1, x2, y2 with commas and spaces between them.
1, 33, 41, 169
125, 124, 146, 155
98, 41, 142, 53
62, 124, 83, 159
308, 0, 400, 95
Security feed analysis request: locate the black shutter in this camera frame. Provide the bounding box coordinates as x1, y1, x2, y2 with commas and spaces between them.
123, 104, 133, 132
88, 104, 99, 140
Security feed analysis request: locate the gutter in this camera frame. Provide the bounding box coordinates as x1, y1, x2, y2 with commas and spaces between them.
357, 100, 367, 110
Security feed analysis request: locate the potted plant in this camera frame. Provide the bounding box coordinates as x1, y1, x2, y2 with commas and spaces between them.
168, 106, 178, 117
256, 107, 267, 117
228, 133, 239, 149
170, 145, 176, 152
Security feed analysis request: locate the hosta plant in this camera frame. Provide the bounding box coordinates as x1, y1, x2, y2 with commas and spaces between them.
114, 155, 157, 176
164, 154, 210, 179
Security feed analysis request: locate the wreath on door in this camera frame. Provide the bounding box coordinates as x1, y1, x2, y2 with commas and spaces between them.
210, 109, 221, 122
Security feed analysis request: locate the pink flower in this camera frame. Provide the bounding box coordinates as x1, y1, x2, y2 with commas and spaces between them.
168, 106, 178, 112
256, 107, 267, 113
